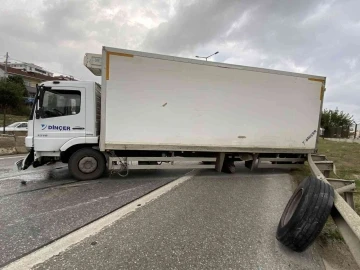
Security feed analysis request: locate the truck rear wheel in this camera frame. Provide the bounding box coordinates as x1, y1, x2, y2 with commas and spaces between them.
68, 148, 106, 180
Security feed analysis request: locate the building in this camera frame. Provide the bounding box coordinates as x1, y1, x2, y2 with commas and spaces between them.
0, 64, 76, 97
53, 75, 76, 81
0, 64, 54, 97
7, 62, 53, 77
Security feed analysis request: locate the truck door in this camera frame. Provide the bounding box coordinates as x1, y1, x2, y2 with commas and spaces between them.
33, 87, 86, 152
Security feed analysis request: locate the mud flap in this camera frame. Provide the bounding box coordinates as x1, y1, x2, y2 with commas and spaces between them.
15, 148, 34, 171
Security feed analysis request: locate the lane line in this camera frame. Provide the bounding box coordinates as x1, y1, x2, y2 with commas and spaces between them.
0, 180, 77, 198
0, 155, 25, 160
2, 169, 198, 270
3, 183, 158, 226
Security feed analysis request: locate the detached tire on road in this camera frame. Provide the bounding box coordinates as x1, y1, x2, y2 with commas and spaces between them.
276, 175, 334, 252
69, 148, 106, 181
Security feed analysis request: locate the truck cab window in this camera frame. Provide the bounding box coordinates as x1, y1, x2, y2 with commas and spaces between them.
42, 90, 81, 118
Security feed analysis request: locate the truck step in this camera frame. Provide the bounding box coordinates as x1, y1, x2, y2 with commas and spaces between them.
257, 157, 305, 169
310, 154, 327, 161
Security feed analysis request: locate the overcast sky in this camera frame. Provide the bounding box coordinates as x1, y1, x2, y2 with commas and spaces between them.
1, 0, 359, 121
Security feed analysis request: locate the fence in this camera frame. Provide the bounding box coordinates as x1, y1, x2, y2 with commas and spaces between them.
308, 154, 360, 266
323, 126, 350, 138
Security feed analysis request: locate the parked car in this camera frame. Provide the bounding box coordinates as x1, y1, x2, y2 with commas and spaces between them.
0, 122, 28, 132
24, 97, 35, 105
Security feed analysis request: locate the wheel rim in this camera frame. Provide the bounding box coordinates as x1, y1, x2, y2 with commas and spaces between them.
78, 157, 98, 174
281, 189, 303, 226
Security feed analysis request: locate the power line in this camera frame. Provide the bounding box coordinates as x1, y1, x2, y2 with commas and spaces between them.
8, 56, 74, 77
6, 55, 76, 78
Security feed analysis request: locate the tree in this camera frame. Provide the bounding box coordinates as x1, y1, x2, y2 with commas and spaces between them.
0, 78, 24, 133
321, 108, 353, 130
7, 75, 27, 96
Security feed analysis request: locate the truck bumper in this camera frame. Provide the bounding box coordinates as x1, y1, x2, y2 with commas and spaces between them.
25, 136, 33, 149
15, 148, 34, 171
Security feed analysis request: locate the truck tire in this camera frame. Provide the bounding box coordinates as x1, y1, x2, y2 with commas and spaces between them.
68, 148, 106, 181
222, 161, 236, 173
276, 175, 334, 252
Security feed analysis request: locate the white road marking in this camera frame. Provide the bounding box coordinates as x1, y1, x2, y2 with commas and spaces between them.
2, 169, 198, 270
4, 183, 154, 226
0, 155, 25, 160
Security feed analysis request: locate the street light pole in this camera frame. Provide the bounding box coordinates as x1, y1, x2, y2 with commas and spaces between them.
195, 51, 219, 61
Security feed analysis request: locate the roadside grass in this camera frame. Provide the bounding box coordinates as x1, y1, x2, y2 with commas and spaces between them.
0, 114, 28, 127
291, 139, 360, 242
317, 139, 360, 216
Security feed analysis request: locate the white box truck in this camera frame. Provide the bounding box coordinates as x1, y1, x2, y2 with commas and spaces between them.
18, 47, 326, 180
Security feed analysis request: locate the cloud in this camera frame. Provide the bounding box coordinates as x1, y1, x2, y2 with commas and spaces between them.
0, 0, 168, 80
1, 0, 359, 120
143, 0, 250, 54
141, 0, 360, 120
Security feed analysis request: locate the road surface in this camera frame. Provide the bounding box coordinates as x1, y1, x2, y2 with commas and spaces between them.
0, 155, 326, 269
0, 155, 190, 267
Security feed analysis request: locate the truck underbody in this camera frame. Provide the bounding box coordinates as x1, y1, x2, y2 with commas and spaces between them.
18, 145, 307, 181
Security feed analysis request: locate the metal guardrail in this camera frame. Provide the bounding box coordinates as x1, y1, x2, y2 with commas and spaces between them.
307, 154, 360, 266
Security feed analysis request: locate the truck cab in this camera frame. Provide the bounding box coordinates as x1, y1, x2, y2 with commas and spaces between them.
20, 80, 104, 180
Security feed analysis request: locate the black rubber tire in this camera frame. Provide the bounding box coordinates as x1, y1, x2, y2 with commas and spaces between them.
276, 175, 334, 252
244, 160, 253, 169
222, 161, 236, 174
68, 148, 106, 181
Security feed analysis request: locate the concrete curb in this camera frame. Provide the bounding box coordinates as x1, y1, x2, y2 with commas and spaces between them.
0, 135, 27, 155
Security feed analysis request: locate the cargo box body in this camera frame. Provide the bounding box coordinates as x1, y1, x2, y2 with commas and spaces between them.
100, 47, 325, 154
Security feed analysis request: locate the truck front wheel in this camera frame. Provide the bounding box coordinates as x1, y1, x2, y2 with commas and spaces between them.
68, 148, 106, 180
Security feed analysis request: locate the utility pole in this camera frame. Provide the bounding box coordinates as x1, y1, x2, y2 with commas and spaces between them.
4, 52, 9, 78
354, 123, 358, 139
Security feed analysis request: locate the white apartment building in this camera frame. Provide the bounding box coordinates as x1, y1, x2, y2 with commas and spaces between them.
8, 62, 54, 77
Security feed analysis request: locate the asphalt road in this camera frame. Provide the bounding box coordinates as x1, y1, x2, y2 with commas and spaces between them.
26, 166, 325, 270
0, 155, 190, 267
0, 154, 27, 178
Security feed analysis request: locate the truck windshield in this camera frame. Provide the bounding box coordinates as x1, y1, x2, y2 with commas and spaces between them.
41, 89, 81, 118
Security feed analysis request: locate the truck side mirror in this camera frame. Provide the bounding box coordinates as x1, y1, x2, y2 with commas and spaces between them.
35, 108, 44, 119
35, 85, 47, 119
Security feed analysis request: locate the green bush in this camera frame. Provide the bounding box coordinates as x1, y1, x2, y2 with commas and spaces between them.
9, 105, 31, 116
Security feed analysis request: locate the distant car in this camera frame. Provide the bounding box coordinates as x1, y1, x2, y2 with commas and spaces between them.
0, 122, 28, 132
24, 97, 35, 105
